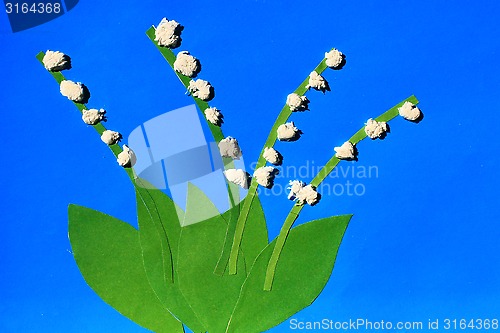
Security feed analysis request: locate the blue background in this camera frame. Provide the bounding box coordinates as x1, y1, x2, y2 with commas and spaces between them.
1, 0, 499, 332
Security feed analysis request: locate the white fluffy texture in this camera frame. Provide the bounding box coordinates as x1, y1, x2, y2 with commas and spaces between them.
398, 101, 421, 121
218, 136, 242, 159
204, 107, 223, 126
287, 180, 305, 200
82, 109, 106, 125
286, 93, 309, 112
334, 141, 356, 160
60, 80, 85, 102
277, 122, 300, 141
306, 71, 328, 91
101, 130, 122, 145
43, 50, 70, 71
295, 185, 320, 205
154, 18, 182, 48
263, 147, 282, 165
364, 118, 388, 139
224, 169, 249, 189
253, 166, 279, 188
174, 51, 200, 77
117, 145, 137, 168
325, 49, 343, 68
188, 79, 213, 101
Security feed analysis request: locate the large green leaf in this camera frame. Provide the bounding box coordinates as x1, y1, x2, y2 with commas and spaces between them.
226, 215, 352, 333
176, 185, 248, 332
134, 182, 205, 333
68, 204, 184, 333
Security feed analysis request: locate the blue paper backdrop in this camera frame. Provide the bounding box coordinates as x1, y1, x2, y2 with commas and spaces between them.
1, 0, 499, 332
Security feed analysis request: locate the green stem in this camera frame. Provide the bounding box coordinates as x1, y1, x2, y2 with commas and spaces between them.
228, 54, 332, 275
263, 95, 420, 290
36, 51, 135, 182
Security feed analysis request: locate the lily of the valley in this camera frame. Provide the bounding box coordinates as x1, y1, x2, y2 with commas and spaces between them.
398, 101, 422, 121
287, 180, 320, 206
365, 118, 388, 139
325, 48, 343, 69
253, 166, 279, 188
334, 141, 357, 160
43, 50, 71, 72
306, 71, 329, 92
286, 93, 309, 112
188, 79, 214, 101
224, 169, 250, 189
218, 136, 242, 159
277, 122, 301, 141
174, 51, 200, 77
101, 130, 122, 145
154, 17, 183, 48
60, 80, 85, 103
263, 147, 282, 165
117, 145, 137, 168
82, 108, 106, 125
204, 107, 223, 126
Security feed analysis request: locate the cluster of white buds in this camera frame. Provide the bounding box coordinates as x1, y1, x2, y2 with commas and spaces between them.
398, 101, 422, 121
263, 147, 282, 165
174, 51, 200, 77
188, 79, 214, 101
325, 48, 344, 69
154, 17, 183, 48
277, 122, 301, 141
204, 107, 223, 126
365, 118, 389, 139
306, 71, 329, 92
334, 141, 357, 160
253, 166, 279, 188
224, 169, 250, 189
46, 50, 136, 168
286, 93, 309, 112
219, 136, 242, 159
287, 180, 320, 206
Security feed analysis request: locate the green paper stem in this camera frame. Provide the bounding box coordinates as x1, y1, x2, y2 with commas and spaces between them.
36, 51, 135, 182
228, 54, 331, 275
263, 95, 420, 290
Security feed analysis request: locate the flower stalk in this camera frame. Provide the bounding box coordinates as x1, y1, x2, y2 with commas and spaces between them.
263, 95, 419, 290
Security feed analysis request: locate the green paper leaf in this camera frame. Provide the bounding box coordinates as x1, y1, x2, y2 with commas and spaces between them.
177, 210, 248, 332
183, 182, 221, 227
134, 180, 206, 333
68, 204, 184, 333
226, 214, 352, 333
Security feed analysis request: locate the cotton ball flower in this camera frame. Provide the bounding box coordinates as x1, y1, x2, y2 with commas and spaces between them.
263, 147, 282, 165
101, 130, 122, 145
218, 136, 242, 159
398, 101, 422, 121
82, 108, 106, 125
286, 93, 309, 112
117, 145, 137, 168
364, 118, 389, 139
306, 71, 329, 92
287, 180, 305, 200
334, 141, 357, 160
325, 48, 344, 69
295, 184, 321, 206
277, 122, 301, 141
204, 107, 223, 126
174, 51, 201, 77
253, 166, 279, 188
154, 17, 183, 48
224, 169, 250, 189
60, 80, 86, 103
42, 50, 71, 71
188, 79, 214, 101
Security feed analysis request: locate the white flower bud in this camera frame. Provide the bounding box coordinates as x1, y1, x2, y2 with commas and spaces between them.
287, 180, 320, 205
253, 166, 279, 188
218, 136, 242, 159
263, 147, 282, 165
204, 107, 223, 126
364, 118, 389, 139
398, 101, 422, 121
334, 141, 357, 160
188, 79, 214, 101
325, 48, 343, 69
306, 71, 329, 92
82, 108, 106, 125
43, 50, 71, 71
154, 17, 183, 48
174, 51, 200, 77
224, 169, 250, 189
60, 80, 85, 103
101, 130, 122, 145
286, 93, 309, 112
277, 122, 301, 141
117, 145, 136, 168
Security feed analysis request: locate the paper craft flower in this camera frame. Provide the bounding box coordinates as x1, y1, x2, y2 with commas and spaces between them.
218, 136, 242, 159
277, 121, 301, 141
288, 180, 320, 205
174, 51, 200, 77
60, 80, 85, 102
325, 48, 343, 68
224, 168, 250, 189
306, 70, 329, 92
253, 166, 279, 188
100, 130, 121, 145
82, 108, 106, 125
286, 93, 309, 112
42, 50, 71, 71
204, 107, 223, 126
398, 101, 422, 121
263, 147, 282, 165
365, 118, 388, 139
154, 17, 183, 48
117, 144, 136, 168
334, 141, 357, 160
188, 79, 214, 101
